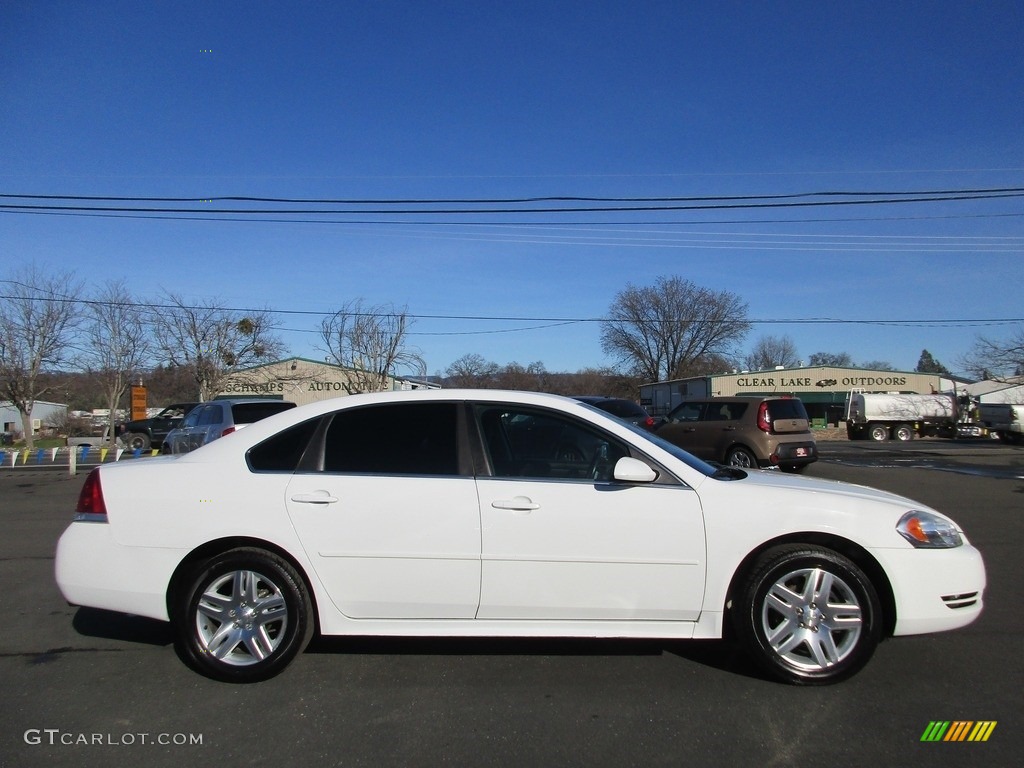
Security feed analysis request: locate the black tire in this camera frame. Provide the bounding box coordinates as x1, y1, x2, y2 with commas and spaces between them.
726, 446, 758, 469
868, 423, 890, 442
893, 423, 914, 442
126, 432, 151, 451
175, 547, 314, 683
733, 545, 882, 685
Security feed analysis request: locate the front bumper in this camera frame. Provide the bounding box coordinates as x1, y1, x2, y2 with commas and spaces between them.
874, 543, 986, 636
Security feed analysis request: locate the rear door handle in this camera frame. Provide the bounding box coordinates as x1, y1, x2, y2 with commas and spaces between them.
290, 491, 339, 505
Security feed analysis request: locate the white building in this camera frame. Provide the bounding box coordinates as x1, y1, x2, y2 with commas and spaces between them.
964, 376, 1024, 404
1, 400, 68, 439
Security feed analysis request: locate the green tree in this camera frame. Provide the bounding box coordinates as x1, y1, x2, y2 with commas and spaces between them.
915, 349, 950, 375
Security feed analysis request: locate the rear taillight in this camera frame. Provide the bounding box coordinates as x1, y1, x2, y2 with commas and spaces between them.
757, 402, 772, 432
75, 469, 107, 519
221, 426, 236, 437
643, 416, 656, 429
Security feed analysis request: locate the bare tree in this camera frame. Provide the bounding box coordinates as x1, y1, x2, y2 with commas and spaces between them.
962, 325, 1024, 381
151, 292, 284, 401
743, 335, 800, 371
495, 361, 549, 392
319, 300, 426, 394
600, 276, 750, 382
861, 360, 896, 371
808, 351, 853, 367
78, 280, 152, 441
0, 266, 83, 449
445, 353, 500, 388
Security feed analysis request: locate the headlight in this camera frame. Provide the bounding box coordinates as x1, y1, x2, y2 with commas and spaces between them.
897, 510, 963, 548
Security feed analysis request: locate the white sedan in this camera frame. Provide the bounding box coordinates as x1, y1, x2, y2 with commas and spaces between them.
55, 390, 985, 684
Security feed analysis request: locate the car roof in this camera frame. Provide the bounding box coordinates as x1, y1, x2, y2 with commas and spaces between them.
680, 396, 795, 403
178, 390, 614, 447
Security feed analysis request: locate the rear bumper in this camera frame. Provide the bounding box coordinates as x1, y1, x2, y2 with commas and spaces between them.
769, 440, 818, 467
55, 521, 180, 622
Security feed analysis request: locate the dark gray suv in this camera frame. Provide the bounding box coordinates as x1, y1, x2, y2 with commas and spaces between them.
162, 399, 296, 455
654, 396, 817, 472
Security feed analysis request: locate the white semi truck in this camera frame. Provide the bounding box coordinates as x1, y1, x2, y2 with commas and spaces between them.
844, 390, 986, 441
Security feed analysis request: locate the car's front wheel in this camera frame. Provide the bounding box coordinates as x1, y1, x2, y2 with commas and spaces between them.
734, 545, 882, 685
175, 548, 314, 683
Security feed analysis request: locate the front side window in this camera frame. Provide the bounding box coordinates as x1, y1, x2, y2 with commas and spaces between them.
475, 405, 628, 481
323, 403, 459, 476
180, 407, 205, 428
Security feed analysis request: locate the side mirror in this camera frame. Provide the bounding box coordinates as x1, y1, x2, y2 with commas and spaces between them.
612, 456, 658, 483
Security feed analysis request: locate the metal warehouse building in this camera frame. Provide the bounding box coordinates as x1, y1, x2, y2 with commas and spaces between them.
639, 366, 961, 426
217, 357, 438, 407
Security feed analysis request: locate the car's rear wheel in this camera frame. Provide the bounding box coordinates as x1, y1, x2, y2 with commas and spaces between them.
125, 432, 150, 451
734, 545, 882, 685
726, 446, 758, 469
175, 548, 314, 683
893, 423, 914, 442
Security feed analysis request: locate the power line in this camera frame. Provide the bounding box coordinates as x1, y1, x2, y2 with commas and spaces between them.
1, 290, 1020, 329
2, 187, 1022, 216
4, 186, 1024, 204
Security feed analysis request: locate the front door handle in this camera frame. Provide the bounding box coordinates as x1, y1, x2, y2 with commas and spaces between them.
491, 496, 540, 512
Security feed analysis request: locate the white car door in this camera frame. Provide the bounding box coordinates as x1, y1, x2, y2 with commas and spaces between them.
285, 402, 481, 620
473, 405, 707, 621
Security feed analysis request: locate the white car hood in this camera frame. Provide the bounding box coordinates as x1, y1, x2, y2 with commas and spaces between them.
725, 468, 928, 511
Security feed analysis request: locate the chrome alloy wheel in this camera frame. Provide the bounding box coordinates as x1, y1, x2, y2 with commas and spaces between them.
760, 566, 863, 672
194, 569, 289, 666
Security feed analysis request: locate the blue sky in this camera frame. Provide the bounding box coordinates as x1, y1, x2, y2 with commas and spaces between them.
2, 1, 1022, 379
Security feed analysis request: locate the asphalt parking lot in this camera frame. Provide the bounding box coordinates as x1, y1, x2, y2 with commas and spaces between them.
1, 443, 1020, 768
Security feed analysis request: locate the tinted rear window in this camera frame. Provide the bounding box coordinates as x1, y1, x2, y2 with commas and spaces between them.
765, 399, 809, 420
248, 417, 322, 472
231, 402, 296, 424
595, 400, 647, 418
323, 403, 459, 475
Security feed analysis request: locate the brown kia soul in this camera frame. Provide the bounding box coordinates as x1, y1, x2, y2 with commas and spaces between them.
655, 396, 817, 472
